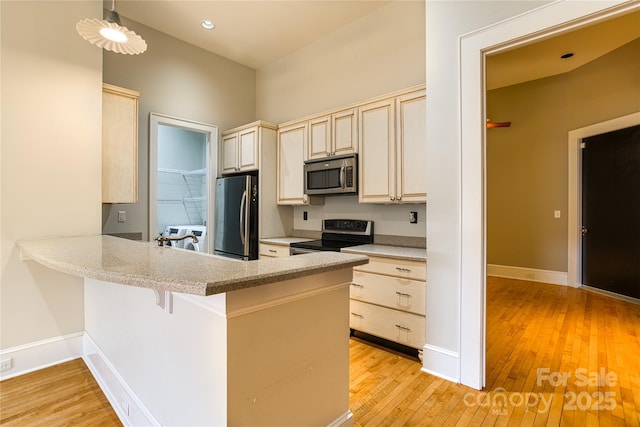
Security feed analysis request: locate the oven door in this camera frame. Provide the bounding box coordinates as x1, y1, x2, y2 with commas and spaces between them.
289, 247, 321, 256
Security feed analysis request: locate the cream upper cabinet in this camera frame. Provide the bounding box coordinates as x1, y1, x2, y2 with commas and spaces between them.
307, 109, 358, 160
102, 83, 140, 204
221, 125, 259, 174
358, 88, 426, 204
277, 121, 309, 205
358, 98, 396, 204
396, 89, 426, 203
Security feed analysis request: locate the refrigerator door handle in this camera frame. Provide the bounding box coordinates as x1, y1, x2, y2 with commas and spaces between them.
239, 189, 247, 246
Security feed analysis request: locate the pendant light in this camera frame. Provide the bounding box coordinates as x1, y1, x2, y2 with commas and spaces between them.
76, 0, 147, 55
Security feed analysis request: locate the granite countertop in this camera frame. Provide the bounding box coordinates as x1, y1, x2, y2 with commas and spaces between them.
17, 235, 369, 296
260, 237, 315, 246
341, 244, 426, 262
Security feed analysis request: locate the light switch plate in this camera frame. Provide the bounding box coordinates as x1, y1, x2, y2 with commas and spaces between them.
118, 211, 126, 223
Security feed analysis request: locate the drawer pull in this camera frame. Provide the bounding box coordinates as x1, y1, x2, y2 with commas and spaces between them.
351, 283, 364, 288
395, 324, 412, 332
395, 291, 411, 298
268, 249, 277, 253
351, 312, 363, 318
395, 267, 412, 272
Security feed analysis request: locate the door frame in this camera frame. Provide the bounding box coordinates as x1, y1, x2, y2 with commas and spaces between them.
567, 112, 640, 287
458, 0, 638, 389
149, 113, 218, 253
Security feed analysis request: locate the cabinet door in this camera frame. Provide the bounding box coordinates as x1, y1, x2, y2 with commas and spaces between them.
332, 108, 357, 156
358, 99, 395, 204
102, 84, 140, 204
277, 122, 309, 205
308, 116, 331, 160
221, 133, 239, 174
238, 126, 259, 171
396, 90, 426, 203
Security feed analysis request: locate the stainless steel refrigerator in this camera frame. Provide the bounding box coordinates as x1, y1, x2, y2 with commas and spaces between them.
214, 173, 259, 260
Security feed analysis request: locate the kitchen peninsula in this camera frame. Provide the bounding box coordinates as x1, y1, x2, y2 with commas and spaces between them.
17, 235, 368, 426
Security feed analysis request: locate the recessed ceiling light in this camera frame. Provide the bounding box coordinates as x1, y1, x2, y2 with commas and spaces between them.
560, 52, 574, 59
201, 20, 215, 30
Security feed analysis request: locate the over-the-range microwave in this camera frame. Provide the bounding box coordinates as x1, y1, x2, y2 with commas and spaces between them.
304, 154, 357, 196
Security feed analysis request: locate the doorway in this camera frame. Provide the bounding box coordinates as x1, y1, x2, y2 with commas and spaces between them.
458, 1, 640, 389
149, 113, 218, 253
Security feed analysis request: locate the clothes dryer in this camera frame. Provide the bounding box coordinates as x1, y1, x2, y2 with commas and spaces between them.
184, 226, 207, 252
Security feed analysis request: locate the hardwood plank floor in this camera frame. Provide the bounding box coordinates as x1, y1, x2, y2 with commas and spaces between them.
1, 277, 639, 426
0, 358, 121, 426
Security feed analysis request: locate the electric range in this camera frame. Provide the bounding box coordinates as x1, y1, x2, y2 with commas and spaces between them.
289, 219, 373, 255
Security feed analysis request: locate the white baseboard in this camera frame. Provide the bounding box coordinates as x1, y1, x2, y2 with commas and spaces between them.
82, 334, 160, 427
328, 410, 354, 427
421, 344, 459, 383
487, 264, 568, 286
0, 332, 83, 380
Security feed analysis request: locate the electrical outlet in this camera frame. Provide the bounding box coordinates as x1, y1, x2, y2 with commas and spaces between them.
409, 211, 418, 224
118, 211, 126, 223
0, 358, 13, 372
303, 211, 308, 221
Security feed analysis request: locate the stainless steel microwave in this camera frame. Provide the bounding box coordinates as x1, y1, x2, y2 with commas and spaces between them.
304, 154, 357, 196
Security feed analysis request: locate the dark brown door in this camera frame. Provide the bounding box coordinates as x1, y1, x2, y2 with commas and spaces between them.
581, 124, 640, 299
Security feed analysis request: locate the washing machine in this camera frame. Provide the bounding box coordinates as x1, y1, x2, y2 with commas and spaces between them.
162, 225, 190, 248
183, 226, 207, 252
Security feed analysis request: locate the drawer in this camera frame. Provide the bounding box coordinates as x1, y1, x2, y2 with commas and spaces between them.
259, 243, 290, 258
351, 271, 425, 315
349, 300, 425, 350
354, 256, 426, 281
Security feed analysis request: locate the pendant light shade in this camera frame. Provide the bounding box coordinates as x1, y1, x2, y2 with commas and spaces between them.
76, 1, 147, 55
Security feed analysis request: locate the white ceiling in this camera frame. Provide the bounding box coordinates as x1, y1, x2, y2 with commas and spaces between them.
486, 10, 640, 90
110, 1, 639, 87
110, 0, 392, 70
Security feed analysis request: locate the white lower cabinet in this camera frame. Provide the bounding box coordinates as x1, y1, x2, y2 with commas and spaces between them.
350, 300, 426, 350
350, 256, 426, 355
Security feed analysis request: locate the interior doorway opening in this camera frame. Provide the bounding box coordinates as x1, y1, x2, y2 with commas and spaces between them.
459, 1, 640, 389
149, 113, 218, 253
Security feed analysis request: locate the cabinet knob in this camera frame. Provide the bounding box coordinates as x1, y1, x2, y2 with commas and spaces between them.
390, 196, 395, 201
326, 153, 331, 157
398, 196, 402, 201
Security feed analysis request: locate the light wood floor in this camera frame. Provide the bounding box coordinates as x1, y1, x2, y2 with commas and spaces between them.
2, 277, 639, 426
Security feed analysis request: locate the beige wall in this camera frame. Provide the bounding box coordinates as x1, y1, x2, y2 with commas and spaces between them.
256, 0, 425, 124
102, 17, 256, 241
487, 38, 640, 272
1, 1, 103, 348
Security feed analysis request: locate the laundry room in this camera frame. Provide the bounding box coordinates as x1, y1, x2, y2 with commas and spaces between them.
156, 124, 208, 252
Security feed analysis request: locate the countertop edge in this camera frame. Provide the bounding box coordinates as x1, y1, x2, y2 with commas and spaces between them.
17, 236, 370, 297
